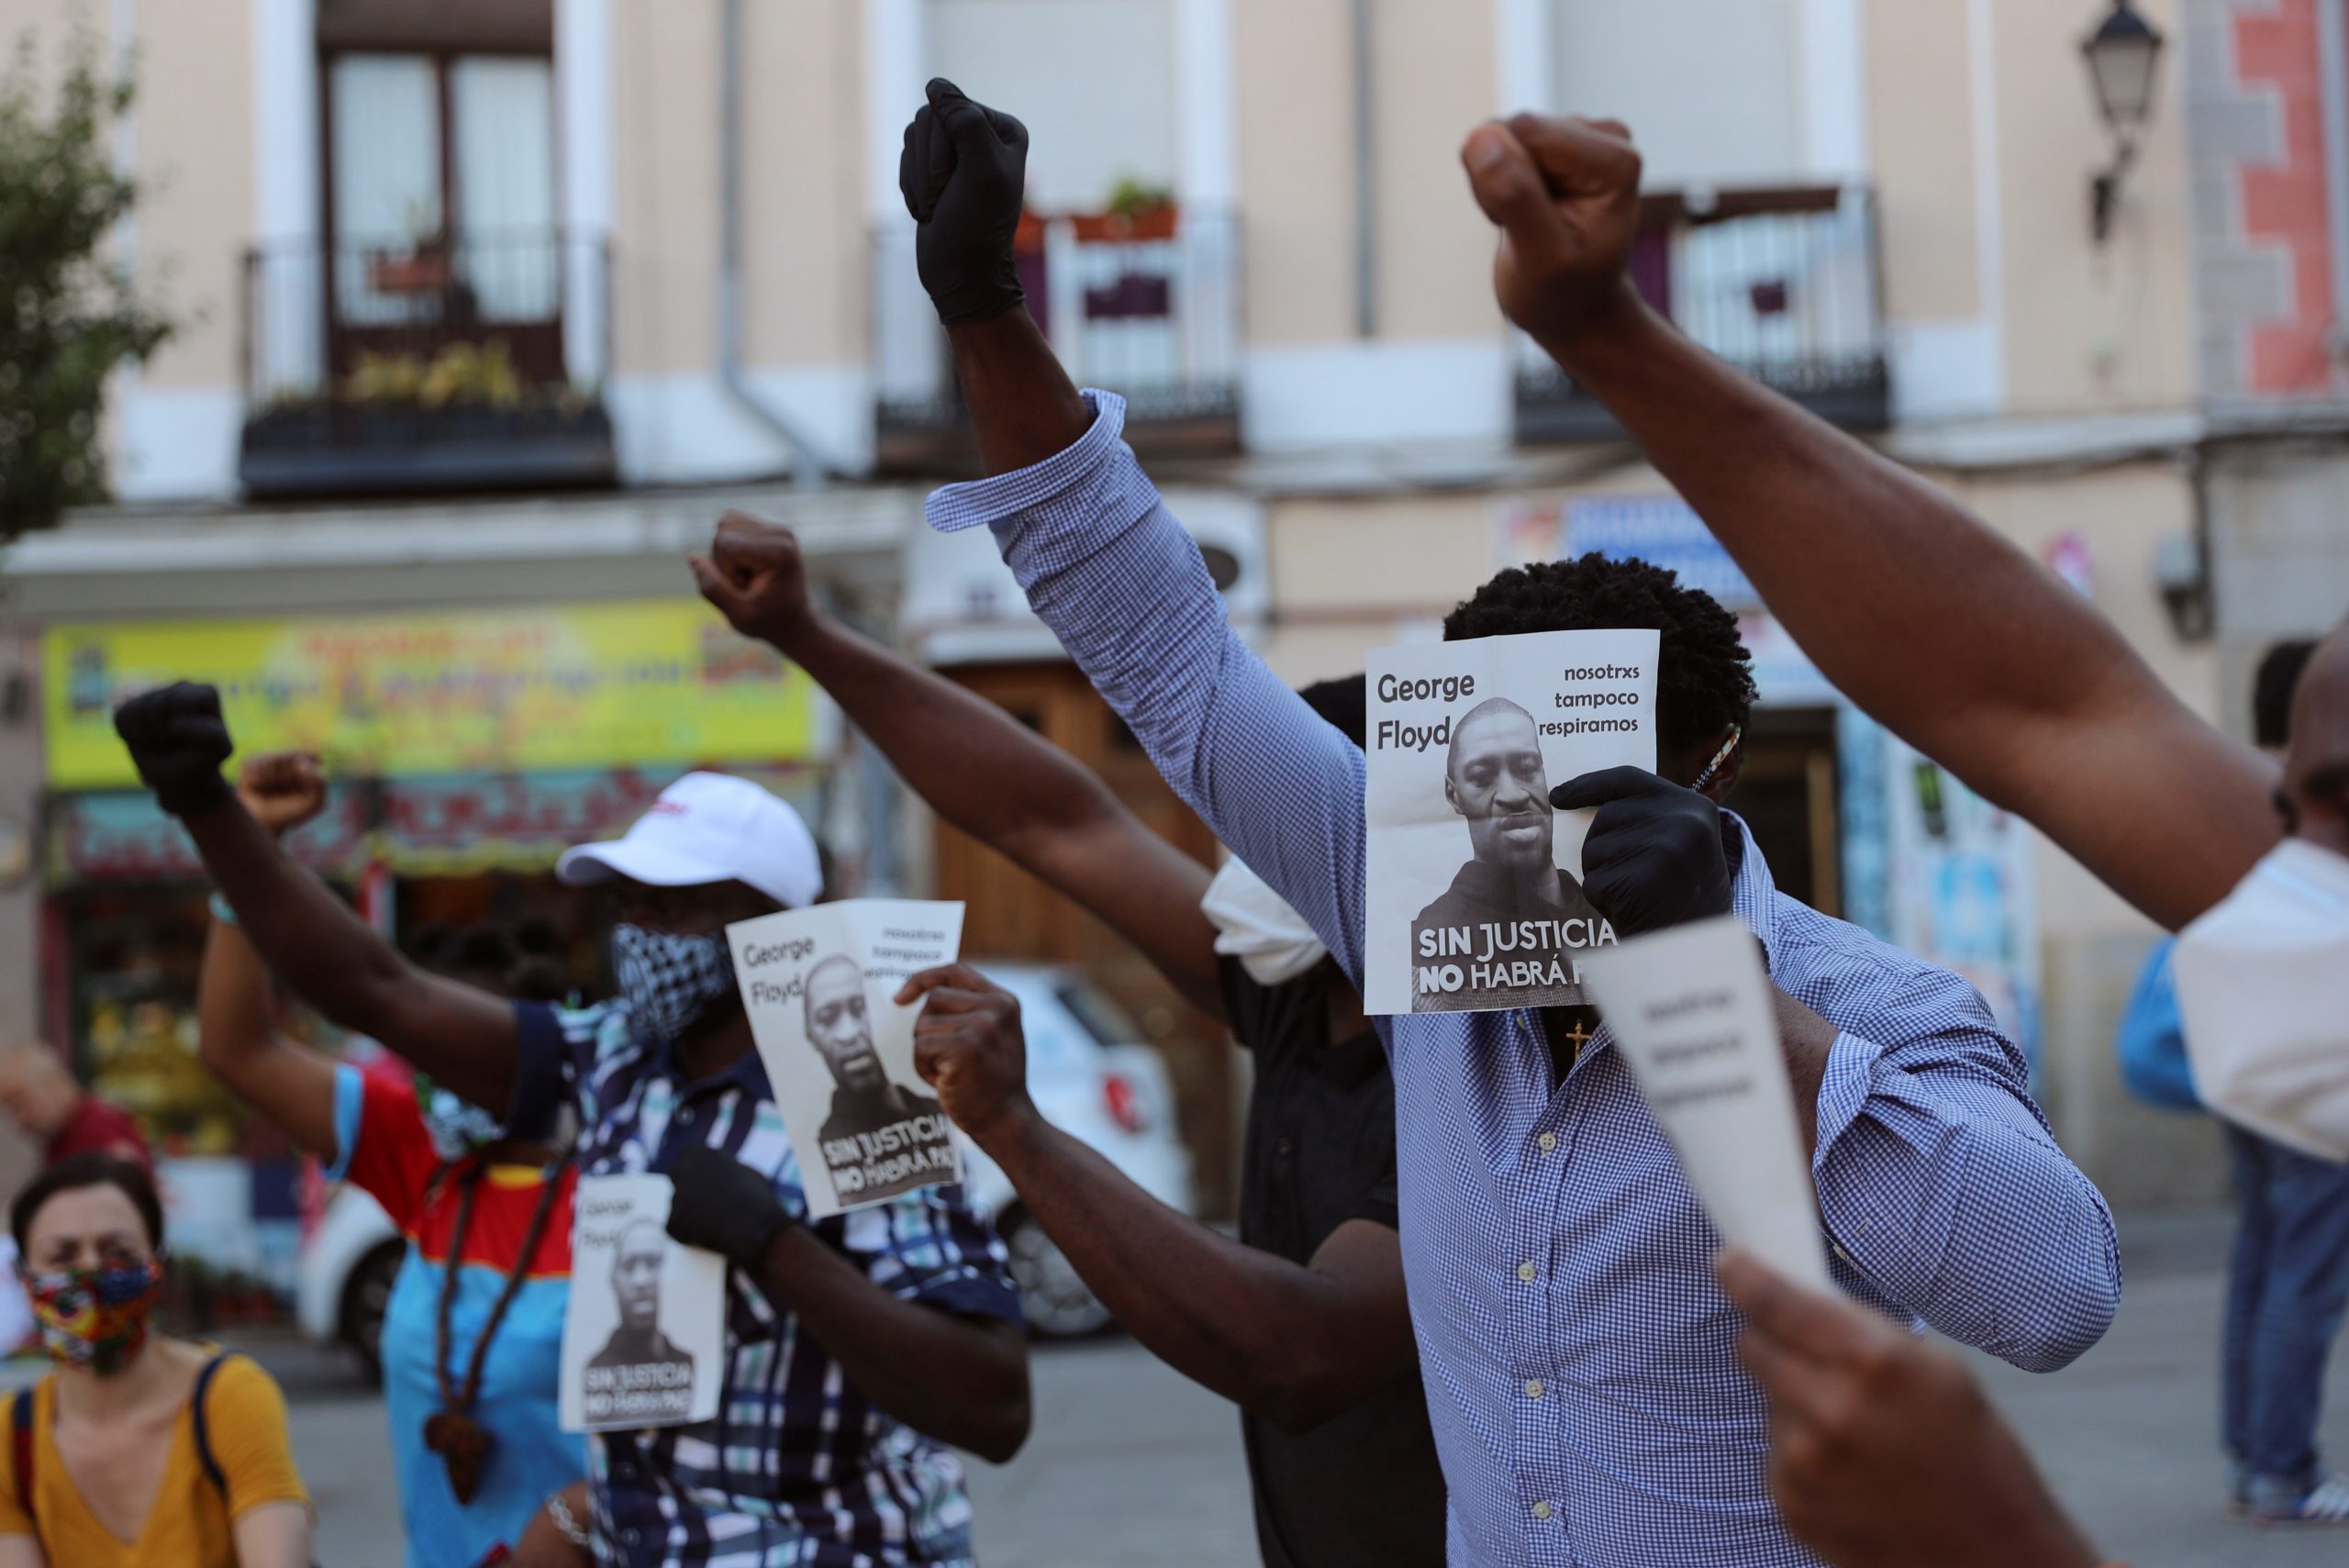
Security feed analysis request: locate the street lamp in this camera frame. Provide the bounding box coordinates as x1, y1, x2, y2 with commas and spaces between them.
2081, 0, 2165, 243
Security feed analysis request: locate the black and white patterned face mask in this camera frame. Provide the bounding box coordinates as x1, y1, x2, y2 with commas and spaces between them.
611, 924, 740, 1049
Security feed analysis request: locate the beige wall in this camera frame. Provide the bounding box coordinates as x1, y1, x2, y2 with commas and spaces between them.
133, 0, 253, 389
611, 0, 718, 377
742, 0, 866, 369
1868, 0, 2197, 417
0, 1, 246, 388
1865, 0, 1983, 325
1370, 0, 1497, 339
1233, 0, 1499, 346
1988, 0, 2194, 416
1234, 0, 1353, 345
608, 0, 864, 378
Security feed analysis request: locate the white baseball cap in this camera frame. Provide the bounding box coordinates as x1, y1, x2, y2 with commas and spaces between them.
556, 772, 823, 911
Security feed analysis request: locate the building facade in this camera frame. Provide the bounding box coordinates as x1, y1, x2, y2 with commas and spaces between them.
3, 0, 2335, 1222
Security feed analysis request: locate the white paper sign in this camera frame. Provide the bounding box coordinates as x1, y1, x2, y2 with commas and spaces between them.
729, 899, 967, 1218
1364, 628, 1659, 1015
1581, 915, 1831, 1290
560, 1173, 727, 1432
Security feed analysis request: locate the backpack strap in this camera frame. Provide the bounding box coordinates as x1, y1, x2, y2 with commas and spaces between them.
190, 1352, 233, 1496
8, 1382, 34, 1522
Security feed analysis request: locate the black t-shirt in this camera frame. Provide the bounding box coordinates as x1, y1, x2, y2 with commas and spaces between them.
1222, 957, 1447, 1568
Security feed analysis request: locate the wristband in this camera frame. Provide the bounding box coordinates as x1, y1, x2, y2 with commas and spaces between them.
207, 892, 239, 927
546, 1491, 596, 1551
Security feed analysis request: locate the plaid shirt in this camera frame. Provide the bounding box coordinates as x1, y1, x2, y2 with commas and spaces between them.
929, 394, 2123, 1568
511, 1000, 1020, 1568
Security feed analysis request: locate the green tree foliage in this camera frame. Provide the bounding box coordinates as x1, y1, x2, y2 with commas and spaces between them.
0, 32, 173, 539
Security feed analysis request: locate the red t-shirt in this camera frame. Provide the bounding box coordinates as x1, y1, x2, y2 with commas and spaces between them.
45, 1095, 150, 1169
339, 1071, 574, 1278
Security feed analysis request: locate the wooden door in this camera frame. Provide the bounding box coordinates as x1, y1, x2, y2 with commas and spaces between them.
1731, 706, 1842, 917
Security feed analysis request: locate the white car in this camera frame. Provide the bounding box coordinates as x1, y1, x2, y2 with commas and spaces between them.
297, 962, 1194, 1368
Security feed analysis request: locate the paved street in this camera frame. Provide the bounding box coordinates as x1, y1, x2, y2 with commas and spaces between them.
273, 1208, 2345, 1568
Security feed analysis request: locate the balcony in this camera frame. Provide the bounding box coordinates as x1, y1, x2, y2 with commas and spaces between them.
239, 228, 617, 500
874, 208, 1241, 475
1516, 186, 1889, 443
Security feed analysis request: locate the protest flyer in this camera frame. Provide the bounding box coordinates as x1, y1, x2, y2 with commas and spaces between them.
728, 899, 967, 1218
1363, 628, 1659, 1015
1582, 916, 1831, 1290
560, 1173, 727, 1432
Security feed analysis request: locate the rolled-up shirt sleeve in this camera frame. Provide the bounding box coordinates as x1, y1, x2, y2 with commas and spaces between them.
1809, 970, 2122, 1373
505, 998, 603, 1142
928, 391, 1371, 986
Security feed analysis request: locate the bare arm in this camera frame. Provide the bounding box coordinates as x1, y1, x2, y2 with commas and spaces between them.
747, 1228, 1032, 1463
665, 1142, 1031, 1463
229, 1500, 314, 1568
1464, 116, 2277, 931
908, 965, 1416, 1431
991, 1113, 1413, 1431
946, 309, 1094, 477
693, 516, 1223, 1019
197, 920, 340, 1162
0, 1537, 41, 1568
184, 799, 517, 1115
194, 754, 348, 1160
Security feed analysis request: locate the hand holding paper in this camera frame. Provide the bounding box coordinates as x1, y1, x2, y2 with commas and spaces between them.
1550, 766, 1732, 938
560, 1173, 728, 1433
1364, 628, 1660, 1015
1581, 915, 1830, 1290
729, 899, 968, 1218
900, 963, 1037, 1147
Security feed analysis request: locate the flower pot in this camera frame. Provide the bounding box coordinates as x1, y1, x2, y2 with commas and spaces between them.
1071, 206, 1180, 245
370, 250, 452, 295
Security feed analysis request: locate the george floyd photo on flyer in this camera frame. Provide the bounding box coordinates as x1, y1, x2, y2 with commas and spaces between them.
559, 1173, 726, 1433
1364, 628, 1660, 1016
728, 899, 967, 1219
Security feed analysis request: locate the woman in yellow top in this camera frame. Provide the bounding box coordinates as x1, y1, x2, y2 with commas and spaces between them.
0, 1152, 312, 1568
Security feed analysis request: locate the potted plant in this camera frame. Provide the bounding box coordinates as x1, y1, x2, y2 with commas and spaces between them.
368, 201, 453, 295
1074, 176, 1178, 243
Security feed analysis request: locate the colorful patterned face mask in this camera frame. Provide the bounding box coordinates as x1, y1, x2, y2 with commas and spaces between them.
25, 1261, 164, 1375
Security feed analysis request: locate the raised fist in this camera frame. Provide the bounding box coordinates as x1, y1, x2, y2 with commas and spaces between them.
1461, 114, 1646, 350
899, 78, 1030, 325
691, 512, 815, 651
113, 682, 234, 817
237, 751, 328, 839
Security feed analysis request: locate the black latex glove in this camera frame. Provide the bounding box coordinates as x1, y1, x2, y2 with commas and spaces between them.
899, 77, 1030, 325
666, 1142, 794, 1273
1551, 766, 1732, 939
112, 682, 235, 817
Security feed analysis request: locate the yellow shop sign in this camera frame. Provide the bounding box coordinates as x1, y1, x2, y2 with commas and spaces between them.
45, 599, 819, 789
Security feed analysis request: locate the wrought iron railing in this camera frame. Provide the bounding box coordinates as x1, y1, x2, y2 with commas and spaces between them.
241, 227, 611, 405
874, 209, 1241, 462
1517, 187, 1889, 439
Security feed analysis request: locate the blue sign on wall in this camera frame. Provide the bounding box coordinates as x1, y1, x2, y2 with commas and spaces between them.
1566, 496, 1758, 607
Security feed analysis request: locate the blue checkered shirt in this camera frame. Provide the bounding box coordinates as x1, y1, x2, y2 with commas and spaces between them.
511, 1000, 1020, 1568
929, 393, 2122, 1568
